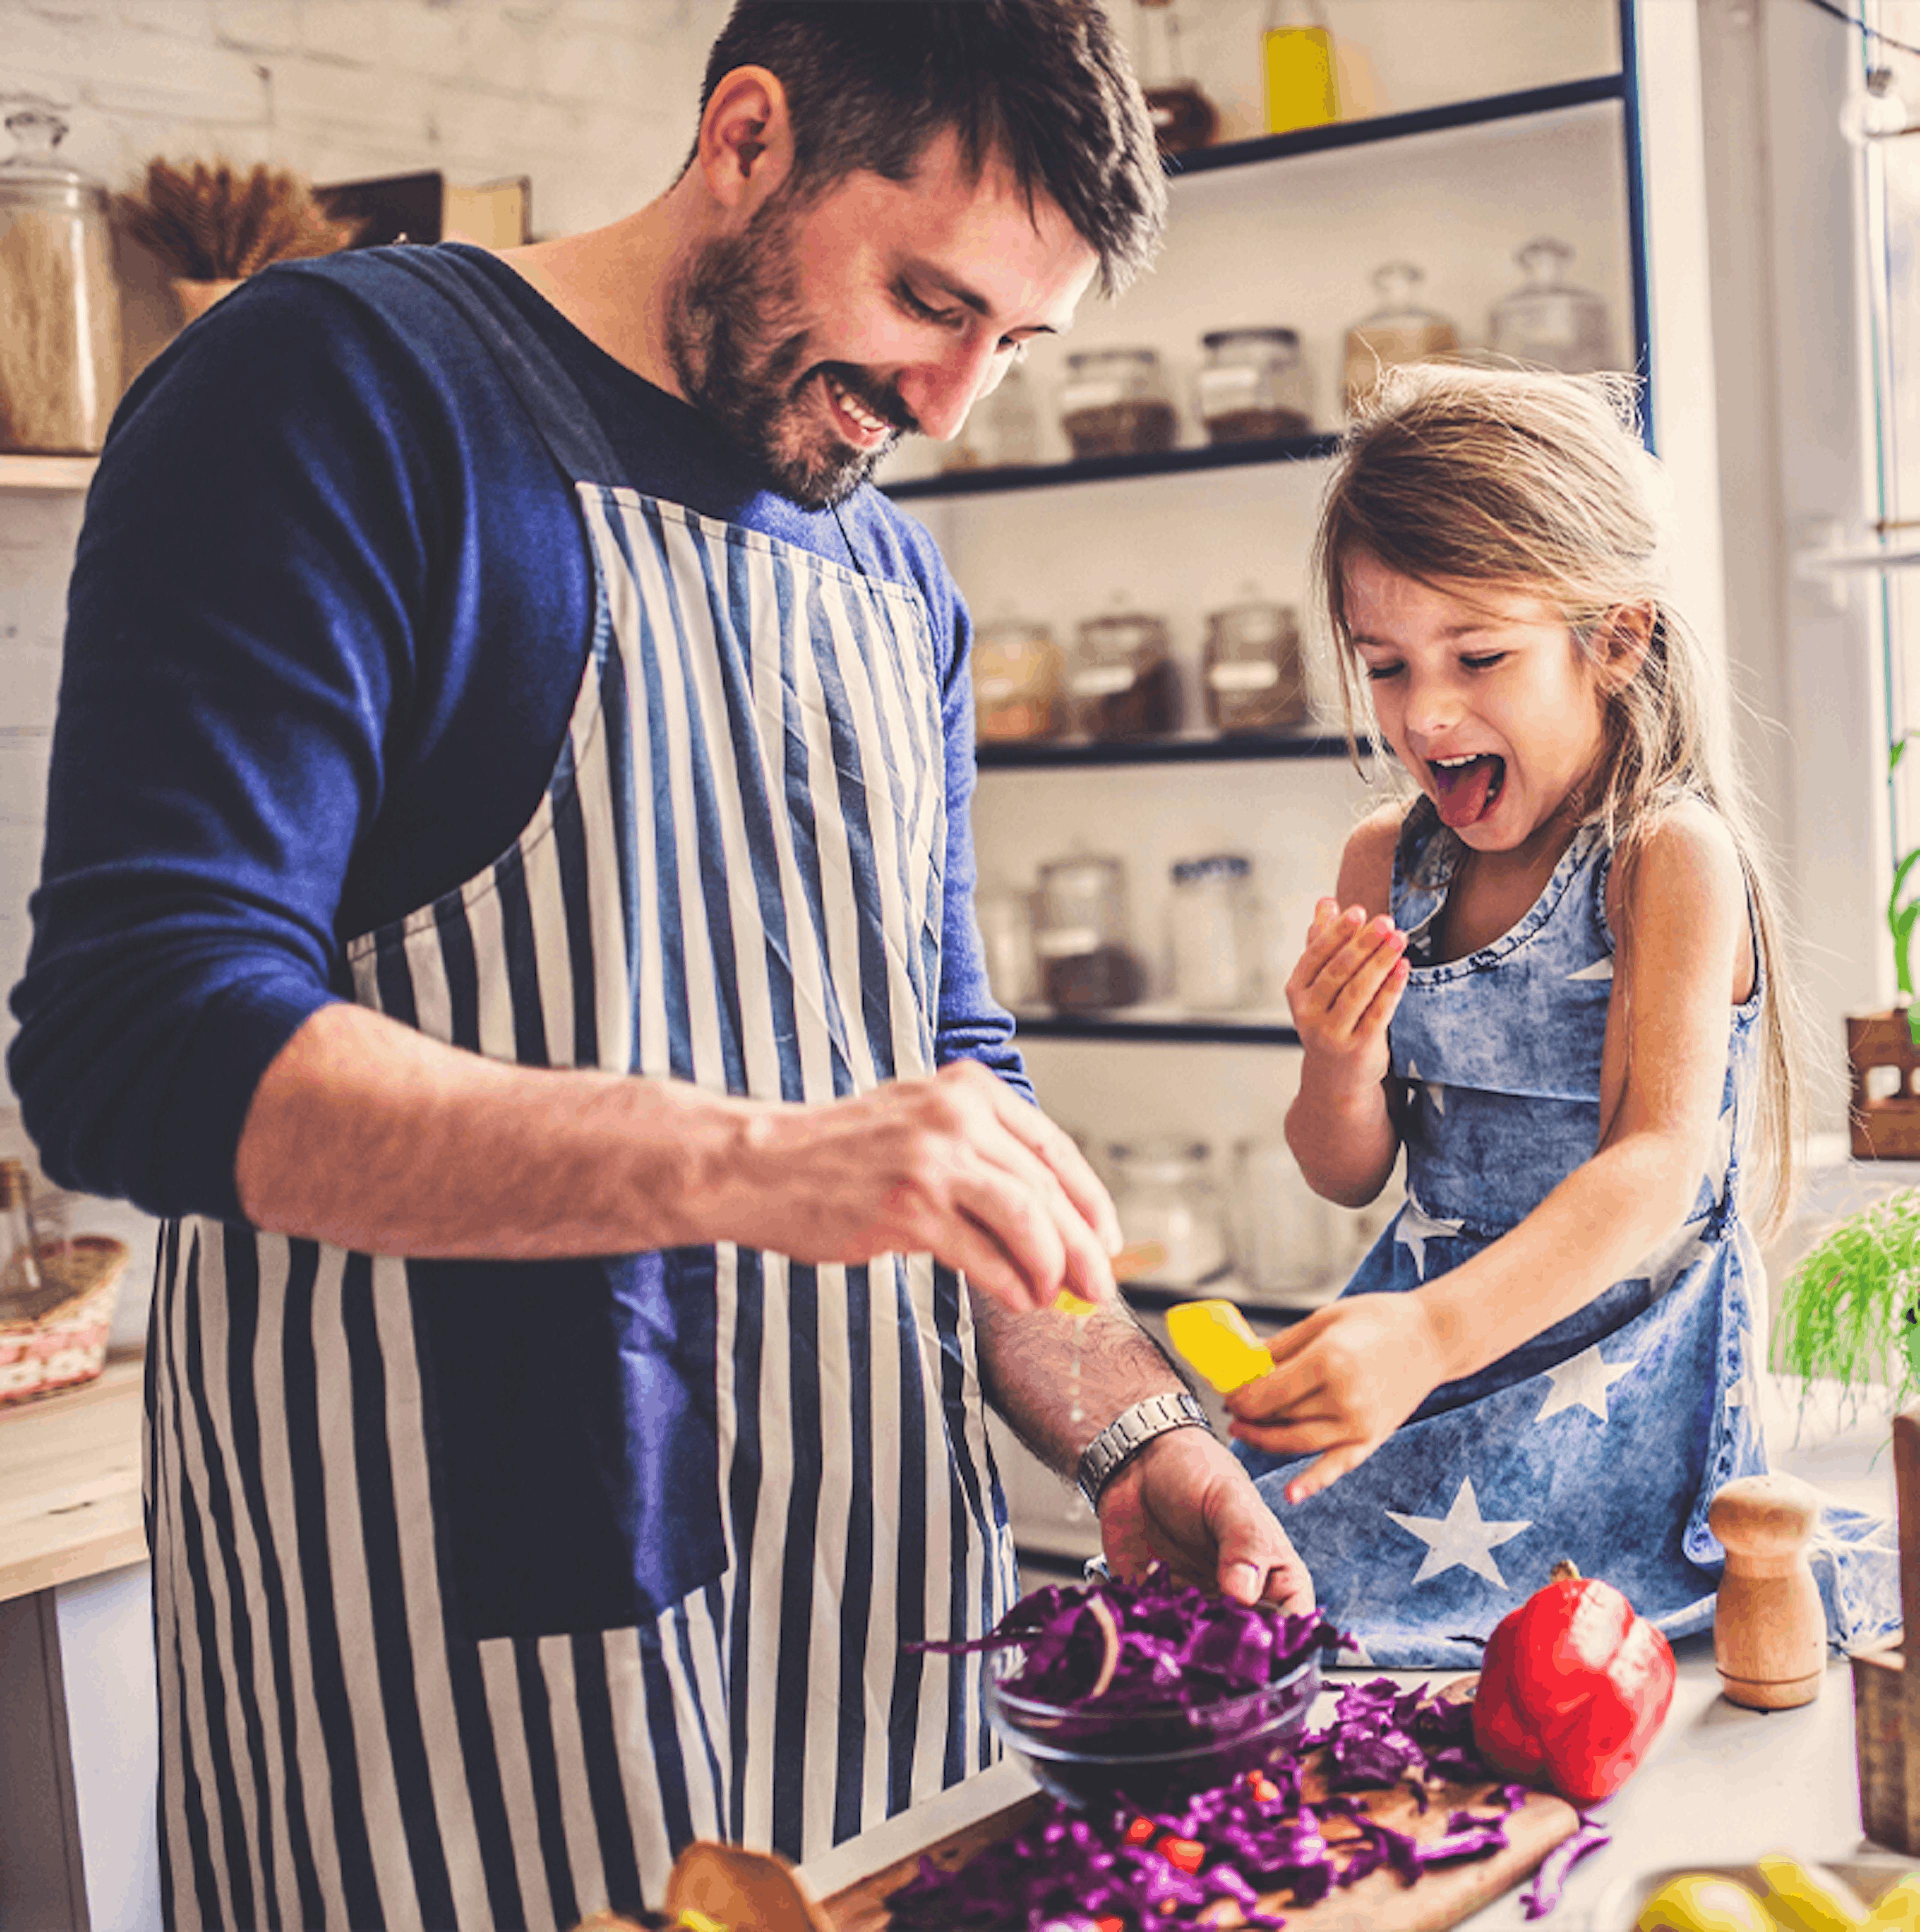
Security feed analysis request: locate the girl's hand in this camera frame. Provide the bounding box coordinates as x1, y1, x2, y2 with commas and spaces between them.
1223, 1292, 1446, 1504
1284, 900, 1410, 1094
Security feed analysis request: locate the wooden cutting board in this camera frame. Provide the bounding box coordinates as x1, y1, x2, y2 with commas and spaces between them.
816, 1761, 1580, 1932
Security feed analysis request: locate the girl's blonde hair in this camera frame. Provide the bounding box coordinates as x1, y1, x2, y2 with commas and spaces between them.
1313, 361, 1805, 1234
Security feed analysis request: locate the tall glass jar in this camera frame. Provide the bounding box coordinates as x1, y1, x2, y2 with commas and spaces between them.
1342, 262, 1458, 417
972, 612, 1064, 744
1059, 348, 1180, 460
1196, 328, 1312, 444
1204, 595, 1306, 736
1034, 854, 1146, 1012
1108, 1138, 1230, 1289
1488, 238, 1613, 374
1134, 0, 1219, 156
1169, 852, 1260, 1012
1068, 604, 1183, 742
974, 882, 1041, 1010
0, 100, 122, 454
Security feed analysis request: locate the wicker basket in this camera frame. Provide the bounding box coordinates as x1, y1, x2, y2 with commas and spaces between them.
0, 1236, 132, 1408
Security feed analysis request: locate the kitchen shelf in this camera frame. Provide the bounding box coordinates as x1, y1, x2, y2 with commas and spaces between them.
0, 454, 98, 494
1010, 1010, 1300, 1048
1162, 73, 1628, 176
979, 731, 1358, 770
886, 430, 1338, 502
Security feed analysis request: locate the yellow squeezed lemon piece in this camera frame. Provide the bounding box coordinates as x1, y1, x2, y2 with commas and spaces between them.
1636, 1874, 1777, 1932
1758, 1856, 1872, 1932
1864, 1875, 1920, 1930
1054, 1290, 1100, 1318
1166, 1300, 1272, 1394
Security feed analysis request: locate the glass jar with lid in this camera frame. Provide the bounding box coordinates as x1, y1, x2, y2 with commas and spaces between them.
1488, 238, 1613, 375
974, 880, 1041, 1011
1068, 604, 1184, 742
0, 98, 122, 454
1058, 348, 1180, 461
972, 612, 1064, 744
1134, 0, 1219, 156
1196, 328, 1312, 444
1108, 1138, 1230, 1290
1342, 262, 1460, 418
1034, 854, 1146, 1012
1169, 852, 1260, 1012
1204, 594, 1307, 736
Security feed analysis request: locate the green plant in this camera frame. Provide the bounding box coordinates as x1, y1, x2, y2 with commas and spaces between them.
1776, 1188, 1920, 1412
1891, 732, 1920, 1046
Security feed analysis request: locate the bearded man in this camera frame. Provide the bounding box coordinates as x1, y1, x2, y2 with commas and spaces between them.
12, 6, 1312, 1926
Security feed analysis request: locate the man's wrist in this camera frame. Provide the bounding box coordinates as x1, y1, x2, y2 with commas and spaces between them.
1077, 1392, 1214, 1513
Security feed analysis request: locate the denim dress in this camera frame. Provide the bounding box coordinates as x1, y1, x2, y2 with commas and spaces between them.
1240, 800, 1898, 1668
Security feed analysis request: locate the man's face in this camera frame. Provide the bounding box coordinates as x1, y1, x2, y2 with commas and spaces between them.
668, 128, 1098, 509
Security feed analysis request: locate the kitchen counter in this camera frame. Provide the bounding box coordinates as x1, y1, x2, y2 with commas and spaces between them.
799, 1373, 1911, 1931
0, 1346, 144, 1602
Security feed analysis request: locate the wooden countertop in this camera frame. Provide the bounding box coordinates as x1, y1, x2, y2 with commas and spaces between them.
0, 1350, 144, 1602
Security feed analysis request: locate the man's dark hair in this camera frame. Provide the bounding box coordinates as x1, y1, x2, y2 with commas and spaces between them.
696, 0, 1166, 298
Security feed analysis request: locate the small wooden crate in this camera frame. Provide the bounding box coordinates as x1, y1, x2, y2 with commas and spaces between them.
1854, 1406, 1920, 1850
1850, 1013, 1920, 1161
0, 1236, 132, 1408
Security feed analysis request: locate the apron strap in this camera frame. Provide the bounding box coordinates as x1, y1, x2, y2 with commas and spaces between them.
372, 242, 626, 487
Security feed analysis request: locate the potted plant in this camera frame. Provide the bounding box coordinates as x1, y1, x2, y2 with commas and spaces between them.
1777, 1186, 1920, 1404
1848, 732, 1920, 1160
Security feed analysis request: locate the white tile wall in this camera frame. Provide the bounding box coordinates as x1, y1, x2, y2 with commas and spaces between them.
0, 0, 733, 1340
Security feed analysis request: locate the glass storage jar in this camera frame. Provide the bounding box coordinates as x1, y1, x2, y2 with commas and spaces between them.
1068, 605, 1183, 742
1168, 852, 1260, 1012
1488, 238, 1613, 375
1108, 1138, 1230, 1289
972, 612, 1064, 744
1204, 595, 1307, 736
975, 882, 1041, 1010
1134, 0, 1219, 155
1262, 0, 1340, 134
1342, 262, 1459, 417
974, 362, 1042, 468
0, 100, 122, 454
1034, 854, 1146, 1012
1058, 348, 1180, 460
1196, 328, 1312, 444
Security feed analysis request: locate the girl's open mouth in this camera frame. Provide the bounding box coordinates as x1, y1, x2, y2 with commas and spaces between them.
1432, 753, 1506, 829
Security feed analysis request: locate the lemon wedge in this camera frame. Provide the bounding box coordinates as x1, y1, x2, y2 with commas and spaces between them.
1757, 1857, 1872, 1932
1166, 1300, 1272, 1395
1054, 1290, 1100, 1318
1863, 1874, 1920, 1930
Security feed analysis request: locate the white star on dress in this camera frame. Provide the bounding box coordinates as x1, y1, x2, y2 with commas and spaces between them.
1394, 1194, 1464, 1280
1386, 1477, 1533, 1590
1567, 955, 1614, 982
1406, 1056, 1446, 1116
1534, 1344, 1638, 1424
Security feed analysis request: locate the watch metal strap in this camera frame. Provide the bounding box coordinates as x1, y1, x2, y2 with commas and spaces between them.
1076, 1391, 1214, 1513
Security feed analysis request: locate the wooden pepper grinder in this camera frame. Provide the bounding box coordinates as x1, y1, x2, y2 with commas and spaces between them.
1710, 1472, 1826, 1710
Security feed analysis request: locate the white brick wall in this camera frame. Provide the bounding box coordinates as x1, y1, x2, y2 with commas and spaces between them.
0, 0, 731, 1330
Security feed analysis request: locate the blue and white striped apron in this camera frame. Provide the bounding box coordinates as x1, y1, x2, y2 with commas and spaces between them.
146, 250, 1015, 1930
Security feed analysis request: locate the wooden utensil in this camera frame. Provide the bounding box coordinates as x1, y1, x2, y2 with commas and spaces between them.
662, 1842, 836, 1932
1709, 1472, 1824, 1710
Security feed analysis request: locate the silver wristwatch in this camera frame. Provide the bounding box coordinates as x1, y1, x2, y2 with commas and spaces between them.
1076, 1392, 1214, 1514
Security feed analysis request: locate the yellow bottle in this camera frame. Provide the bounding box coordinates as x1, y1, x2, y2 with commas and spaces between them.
1263, 0, 1340, 134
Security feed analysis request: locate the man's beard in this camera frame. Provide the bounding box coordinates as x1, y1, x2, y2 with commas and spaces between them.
666, 208, 918, 511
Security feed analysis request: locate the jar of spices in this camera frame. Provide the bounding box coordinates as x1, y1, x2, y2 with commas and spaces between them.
974, 882, 1041, 1010
1068, 605, 1184, 742
1488, 238, 1613, 375
1342, 262, 1460, 418
1168, 852, 1260, 1012
0, 100, 122, 454
1203, 595, 1307, 736
1058, 348, 1180, 460
1196, 329, 1312, 444
972, 612, 1064, 744
1034, 854, 1146, 1012
1108, 1138, 1230, 1289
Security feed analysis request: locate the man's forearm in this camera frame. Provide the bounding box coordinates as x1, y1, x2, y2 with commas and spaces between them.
971, 1290, 1196, 1480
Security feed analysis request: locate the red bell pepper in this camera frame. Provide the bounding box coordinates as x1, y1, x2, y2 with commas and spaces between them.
1472, 1560, 1676, 1806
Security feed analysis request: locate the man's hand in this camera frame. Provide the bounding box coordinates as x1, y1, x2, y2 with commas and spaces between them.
719, 1060, 1121, 1314
1096, 1425, 1315, 1611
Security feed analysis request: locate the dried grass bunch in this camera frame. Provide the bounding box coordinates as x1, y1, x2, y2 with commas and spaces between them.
115, 158, 364, 282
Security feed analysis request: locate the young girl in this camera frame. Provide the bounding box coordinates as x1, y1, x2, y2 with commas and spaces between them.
1228, 362, 1896, 1666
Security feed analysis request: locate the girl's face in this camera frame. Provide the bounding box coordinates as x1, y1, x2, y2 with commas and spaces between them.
1343, 553, 1614, 860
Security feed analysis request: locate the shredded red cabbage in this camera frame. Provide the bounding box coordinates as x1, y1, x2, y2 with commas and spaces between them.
916, 1564, 1339, 1710
888, 1652, 1528, 1931
1520, 1816, 1612, 1919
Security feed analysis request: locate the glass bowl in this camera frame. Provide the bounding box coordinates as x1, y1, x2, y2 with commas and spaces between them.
984, 1644, 1322, 1810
